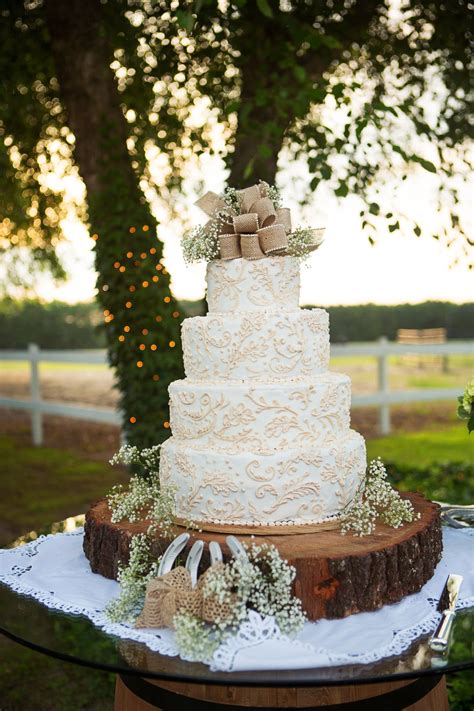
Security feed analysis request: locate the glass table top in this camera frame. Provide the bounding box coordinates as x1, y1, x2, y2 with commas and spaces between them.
1, 515, 473, 687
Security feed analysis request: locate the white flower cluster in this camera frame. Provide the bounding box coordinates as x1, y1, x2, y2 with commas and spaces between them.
202, 542, 306, 635
287, 227, 317, 262
107, 444, 176, 536
106, 533, 161, 623
342, 458, 420, 537
174, 613, 221, 663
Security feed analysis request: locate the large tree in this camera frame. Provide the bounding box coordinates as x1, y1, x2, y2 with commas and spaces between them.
0, 0, 472, 445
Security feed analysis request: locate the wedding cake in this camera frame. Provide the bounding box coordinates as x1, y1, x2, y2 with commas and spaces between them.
159, 254, 367, 527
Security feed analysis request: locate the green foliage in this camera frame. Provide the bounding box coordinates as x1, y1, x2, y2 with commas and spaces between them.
385, 460, 474, 505
314, 302, 474, 343
457, 378, 474, 434
0, 298, 105, 349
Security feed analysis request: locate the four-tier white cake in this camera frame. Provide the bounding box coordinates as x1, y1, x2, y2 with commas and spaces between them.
159, 255, 367, 527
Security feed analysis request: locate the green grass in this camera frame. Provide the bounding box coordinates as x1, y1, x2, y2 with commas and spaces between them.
367, 425, 473, 468
0, 435, 127, 546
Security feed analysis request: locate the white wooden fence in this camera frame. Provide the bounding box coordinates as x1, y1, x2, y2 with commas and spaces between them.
0, 338, 472, 445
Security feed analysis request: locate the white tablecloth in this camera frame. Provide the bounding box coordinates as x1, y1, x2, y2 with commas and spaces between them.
1, 527, 472, 672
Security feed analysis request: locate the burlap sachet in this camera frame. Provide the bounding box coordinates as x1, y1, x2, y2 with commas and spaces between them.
135, 563, 235, 629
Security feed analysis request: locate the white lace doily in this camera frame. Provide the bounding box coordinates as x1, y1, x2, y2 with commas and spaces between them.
0, 527, 472, 672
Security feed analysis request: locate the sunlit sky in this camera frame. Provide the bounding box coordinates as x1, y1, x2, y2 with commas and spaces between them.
41, 152, 473, 307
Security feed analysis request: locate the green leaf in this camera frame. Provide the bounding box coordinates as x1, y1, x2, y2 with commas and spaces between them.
293, 65, 306, 83
418, 158, 437, 173
468, 415, 474, 433
388, 221, 400, 233
258, 143, 272, 159
335, 183, 349, 197
256, 0, 273, 18
243, 157, 255, 180
369, 202, 380, 215
310, 177, 320, 191
414, 225, 422, 237
175, 10, 195, 32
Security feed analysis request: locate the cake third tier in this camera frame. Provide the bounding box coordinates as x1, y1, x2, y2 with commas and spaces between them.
169, 373, 350, 453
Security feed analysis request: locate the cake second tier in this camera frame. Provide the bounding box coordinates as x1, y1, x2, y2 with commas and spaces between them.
182, 308, 329, 383
169, 372, 351, 453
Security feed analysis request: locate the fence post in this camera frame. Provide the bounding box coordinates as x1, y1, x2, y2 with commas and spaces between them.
28, 343, 43, 446
377, 336, 391, 435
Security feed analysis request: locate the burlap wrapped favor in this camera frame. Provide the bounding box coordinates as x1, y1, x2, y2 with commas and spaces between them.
195, 182, 322, 261
135, 564, 235, 629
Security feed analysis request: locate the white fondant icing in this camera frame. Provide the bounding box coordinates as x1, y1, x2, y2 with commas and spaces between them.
169, 373, 350, 453
206, 256, 300, 313
160, 430, 366, 525
182, 309, 329, 383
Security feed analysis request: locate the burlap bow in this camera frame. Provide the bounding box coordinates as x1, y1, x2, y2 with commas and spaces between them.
135, 565, 235, 629
196, 182, 323, 261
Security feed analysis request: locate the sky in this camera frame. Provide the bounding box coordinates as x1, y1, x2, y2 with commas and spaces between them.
42, 156, 473, 307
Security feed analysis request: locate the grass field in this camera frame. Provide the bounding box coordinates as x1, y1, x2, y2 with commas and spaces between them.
367, 425, 473, 467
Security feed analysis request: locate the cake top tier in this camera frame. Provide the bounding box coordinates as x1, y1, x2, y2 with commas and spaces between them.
206, 256, 300, 313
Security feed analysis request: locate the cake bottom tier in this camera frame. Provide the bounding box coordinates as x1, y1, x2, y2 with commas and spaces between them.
159, 430, 366, 526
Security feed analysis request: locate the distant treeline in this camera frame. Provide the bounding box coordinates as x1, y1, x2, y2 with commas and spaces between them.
0, 298, 472, 349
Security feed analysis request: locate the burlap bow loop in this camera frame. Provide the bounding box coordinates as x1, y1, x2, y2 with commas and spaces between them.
196, 182, 292, 261
135, 564, 235, 629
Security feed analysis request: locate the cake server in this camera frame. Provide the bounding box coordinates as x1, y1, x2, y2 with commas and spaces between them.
429, 573, 463, 653
157, 532, 190, 577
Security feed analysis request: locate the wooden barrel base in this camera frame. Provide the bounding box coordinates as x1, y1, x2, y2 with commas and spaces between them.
114, 674, 449, 710
83, 493, 442, 621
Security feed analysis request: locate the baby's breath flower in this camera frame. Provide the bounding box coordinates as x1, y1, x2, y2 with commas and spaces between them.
106, 534, 160, 623
287, 227, 317, 262
107, 444, 176, 535
173, 613, 222, 662
342, 458, 419, 536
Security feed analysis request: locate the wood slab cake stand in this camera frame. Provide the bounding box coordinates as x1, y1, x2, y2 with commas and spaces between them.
84, 492, 442, 622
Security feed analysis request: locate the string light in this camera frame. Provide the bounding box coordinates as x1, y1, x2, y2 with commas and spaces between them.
124, 325, 131, 332
151, 344, 157, 351
155, 315, 162, 323
163, 421, 170, 429
150, 247, 156, 255
126, 251, 133, 258
155, 264, 163, 271
118, 335, 125, 342
91, 233, 99, 241
153, 374, 160, 381
152, 276, 159, 282
169, 340, 176, 348
143, 225, 149, 232
142, 328, 149, 335
129, 227, 136, 234
164, 296, 171, 303
129, 416, 136, 423
142, 280, 149, 287
114, 261, 120, 268
104, 309, 110, 316
137, 360, 143, 368
172, 311, 180, 318
139, 344, 146, 351
119, 265, 126, 272
126, 301, 132, 309
140, 252, 147, 259
129, 285, 136, 292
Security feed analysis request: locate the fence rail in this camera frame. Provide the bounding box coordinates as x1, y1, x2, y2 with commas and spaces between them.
0, 339, 472, 445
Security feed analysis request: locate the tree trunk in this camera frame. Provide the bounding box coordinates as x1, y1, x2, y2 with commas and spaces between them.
44, 0, 183, 448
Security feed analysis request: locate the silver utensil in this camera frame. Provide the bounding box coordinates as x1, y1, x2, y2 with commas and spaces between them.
429, 573, 463, 653
436, 502, 474, 528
